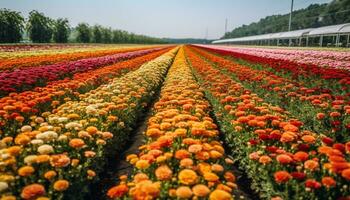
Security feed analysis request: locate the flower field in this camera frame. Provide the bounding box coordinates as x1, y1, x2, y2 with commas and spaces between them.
0, 44, 349, 200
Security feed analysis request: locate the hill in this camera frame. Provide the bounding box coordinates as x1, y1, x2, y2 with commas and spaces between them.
222, 0, 350, 39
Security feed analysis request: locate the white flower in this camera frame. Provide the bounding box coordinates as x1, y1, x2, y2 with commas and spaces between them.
48, 116, 59, 123
65, 122, 82, 129
36, 131, 58, 141
20, 125, 32, 132
31, 139, 44, 145
58, 135, 68, 141
0, 182, 8, 192
1, 153, 10, 160
37, 144, 54, 154
58, 117, 68, 122
24, 155, 38, 165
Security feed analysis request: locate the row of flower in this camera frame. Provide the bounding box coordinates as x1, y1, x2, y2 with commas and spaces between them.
190, 46, 350, 143
0, 45, 112, 60
195, 45, 350, 96
185, 46, 350, 200
0, 47, 178, 199
0, 44, 90, 53
0, 45, 155, 71
205, 45, 350, 70
0, 47, 166, 96
107, 47, 238, 200
0, 48, 170, 139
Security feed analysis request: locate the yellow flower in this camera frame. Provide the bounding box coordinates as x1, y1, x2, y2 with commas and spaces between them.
176, 186, 193, 199
53, 180, 69, 191
209, 189, 232, 200
135, 160, 150, 170
178, 169, 198, 185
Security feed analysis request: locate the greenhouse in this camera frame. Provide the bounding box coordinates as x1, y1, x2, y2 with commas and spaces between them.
213, 23, 350, 47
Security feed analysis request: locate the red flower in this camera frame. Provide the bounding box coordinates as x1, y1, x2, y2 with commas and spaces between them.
274, 171, 291, 183
305, 179, 321, 189
291, 172, 306, 180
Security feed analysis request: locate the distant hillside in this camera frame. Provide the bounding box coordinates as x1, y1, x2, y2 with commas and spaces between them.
222, 0, 350, 39
163, 38, 212, 44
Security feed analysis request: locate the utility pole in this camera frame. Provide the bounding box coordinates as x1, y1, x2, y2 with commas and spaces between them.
288, 0, 294, 46
225, 18, 228, 34
288, 0, 294, 31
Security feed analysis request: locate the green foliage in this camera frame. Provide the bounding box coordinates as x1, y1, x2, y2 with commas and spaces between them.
27, 10, 53, 43
92, 25, 102, 43
53, 18, 70, 43
222, 0, 350, 39
76, 23, 91, 43
0, 9, 24, 43
101, 27, 112, 43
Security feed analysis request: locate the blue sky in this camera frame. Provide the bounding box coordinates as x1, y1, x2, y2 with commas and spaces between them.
1, 0, 331, 39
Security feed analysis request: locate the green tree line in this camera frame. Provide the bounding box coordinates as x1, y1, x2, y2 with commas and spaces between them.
0, 9, 166, 44
222, 0, 350, 39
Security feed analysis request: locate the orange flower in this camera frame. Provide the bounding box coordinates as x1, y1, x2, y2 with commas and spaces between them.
175, 149, 190, 159
44, 170, 57, 180
135, 159, 150, 170
21, 184, 46, 200
203, 172, 219, 182
301, 135, 316, 144
274, 171, 291, 183
283, 124, 298, 132
211, 164, 224, 173
107, 184, 128, 198
69, 138, 85, 148
188, 144, 202, 153
50, 154, 71, 167
18, 166, 35, 177
86, 126, 98, 135
36, 155, 50, 163
224, 171, 236, 182
280, 131, 297, 143
209, 189, 232, 200
276, 154, 293, 165
293, 151, 309, 162
321, 177, 336, 188
192, 184, 210, 197
304, 160, 319, 171
53, 180, 69, 191
209, 150, 223, 159
155, 165, 173, 180
6, 146, 22, 156
180, 158, 194, 168
341, 168, 350, 180
178, 169, 198, 185
146, 128, 163, 137
87, 169, 96, 178
176, 186, 193, 199
259, 155, 272, 165
133, 173, 149, 183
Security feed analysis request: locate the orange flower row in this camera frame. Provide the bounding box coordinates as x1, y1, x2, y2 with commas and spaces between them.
107, 47, 236, 200
0, 48, 178, 199
0, 48, 170, 138
184, 46, 350, 199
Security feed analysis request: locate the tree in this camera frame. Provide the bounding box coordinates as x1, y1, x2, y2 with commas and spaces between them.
53, 18, 70, 43
92, 25, 102, 43
76, 23, 90, 43
0, 9, 24, 43
27, 10, 53, 43
101, 27, 112, 43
